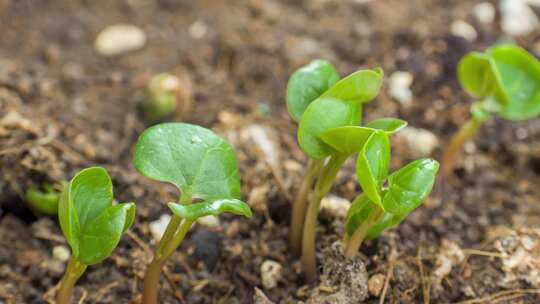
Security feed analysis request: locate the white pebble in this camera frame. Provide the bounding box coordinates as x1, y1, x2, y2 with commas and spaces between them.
95, 24, 146, 56
320, 195, 351, 218
389, 71, 414, 105
244, 124, 279, 167
189, 20, 208, 39
52, 246, 70, 262
450, 20, 478, 42
197, 215, 221, 228
260, 260, 283, 290
149, 214, 171, 241
474, 2, 496, 24
500, 0, 539, 36
399, 127, 439, 157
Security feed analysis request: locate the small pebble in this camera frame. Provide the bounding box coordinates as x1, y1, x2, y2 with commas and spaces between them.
52, 245, 70, 262
197, 215, 220, 228
399, 127, 439, 157
149, 214, 171, 241
320, 195, 351, 218
368, 273, 385, 296
260, 260, 283, 290
450, 20, 477, 42
189, 20, 208, 39
94, 24, 146, 56
500, 0, 538, 36
474, 2, 496, 24
388, 71, 413, 105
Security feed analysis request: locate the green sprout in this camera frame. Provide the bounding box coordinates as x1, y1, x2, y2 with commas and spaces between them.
56, 167, 135, 304
343, 130, 439, 257
286, 59, 385, 281
133, 122, 252, 304
143, 73, 191, 122
24, 183, 62, 215
441, 44, 540, 179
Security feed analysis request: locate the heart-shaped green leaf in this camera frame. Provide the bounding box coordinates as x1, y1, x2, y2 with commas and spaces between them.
382, 158, 439, 215
488, 45, 540, 120
356, 131, 390, 205
58, 167, 136, 264
168, 198, 252, 220
298, 97, 360, 159
366, 118, 407, 134
320, 68, 383, 104
319, 126, 375, 154
286, 60, 340, 122
133, 123, 241, 202
78, 203, 135, 264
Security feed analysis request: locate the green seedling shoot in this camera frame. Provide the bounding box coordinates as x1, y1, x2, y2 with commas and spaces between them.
343, 130, 439, 257
24, 183, 62, 215
56, 167, 135, 304
441, 44, 540, 178
144, 73, 190, 122
133, 123, 252, 304
286, 59, 386, 281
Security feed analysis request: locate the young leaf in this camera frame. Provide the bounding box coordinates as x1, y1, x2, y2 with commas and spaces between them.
320, 69, 383, 104
344, 194, 374, 236
25, 186, 60, 215
319, 126, 375, 154
298, 97, 359, 159
168, 198, 252, 220
355, 131, 390, 205
366, 118, 407, 134
488, 45, 540, 120
382, 158, 439, 215
286, 60, 340, 122
58, 167, 135, 264
366, 212, 406, 240
78, 203, 135, 265
133, 123, 241, 202
458, 52, 495, 98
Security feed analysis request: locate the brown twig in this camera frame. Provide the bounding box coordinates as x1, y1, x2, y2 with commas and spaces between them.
379, 254, 395, 304
453, 288, 540, 304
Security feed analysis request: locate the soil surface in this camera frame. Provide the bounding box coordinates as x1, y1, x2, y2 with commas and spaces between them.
2, 0, 540, 303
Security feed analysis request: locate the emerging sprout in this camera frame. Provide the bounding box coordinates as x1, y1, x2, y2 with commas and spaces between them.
441, 44, 540, 178
56, 167, 135, 304
24, 183, 62, 215
133, 122, 252, 304
343, 130, 439, 256
286, 59, 384, 281
143, 73, 192, 122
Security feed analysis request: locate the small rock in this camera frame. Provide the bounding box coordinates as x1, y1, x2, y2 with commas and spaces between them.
367, 273, 385, 297
500, 0, 539, 36
244, 124, 280, 167
474, 2, 496, 24
189, 20, 208, 39
149, 214, 171, 241
192, 229, 223, 270
197, 215, 220, 228
399, 127, 439, 157
52, 246, 70, 262
320, 195, 351, 218
450, 20, 477, 42
260, 260, 283, 290
388, 71, 413, 105
95, 24, 146, 56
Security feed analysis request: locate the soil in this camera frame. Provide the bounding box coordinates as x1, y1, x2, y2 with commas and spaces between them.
1, 0, 540, 303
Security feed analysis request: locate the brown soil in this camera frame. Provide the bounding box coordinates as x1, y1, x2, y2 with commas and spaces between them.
2, 0, 540, 303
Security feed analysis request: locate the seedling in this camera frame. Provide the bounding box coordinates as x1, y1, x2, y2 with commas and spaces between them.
343, 130, 439, 257
286, 59, 386, 280
24, 183, 62, 215
143, 73, 191, 122
56, 167, 135, 304
441, 44, 540, 178
133, 122, 252, 304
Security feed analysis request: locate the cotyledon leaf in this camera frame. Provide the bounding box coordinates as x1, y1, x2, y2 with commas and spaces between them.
319, 126, 375, 155
320, 68, 383, 104
133, 123, 241, 202
355, 131, 390, 206
366, 118, 407, 134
